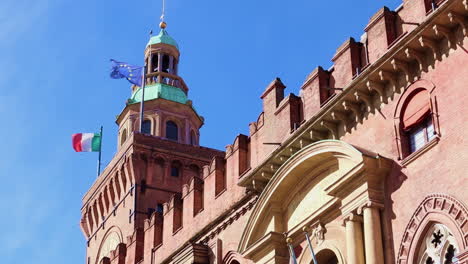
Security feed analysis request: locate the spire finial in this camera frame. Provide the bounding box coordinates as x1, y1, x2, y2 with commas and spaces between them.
159, 0, 167, 29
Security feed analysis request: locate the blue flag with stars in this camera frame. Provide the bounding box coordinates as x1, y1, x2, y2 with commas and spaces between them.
110, 59, 144, 87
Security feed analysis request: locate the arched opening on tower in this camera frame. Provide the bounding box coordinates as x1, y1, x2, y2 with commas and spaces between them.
162, 54, 170, 73
151, 54, 159, 72
166, 121, 178, 141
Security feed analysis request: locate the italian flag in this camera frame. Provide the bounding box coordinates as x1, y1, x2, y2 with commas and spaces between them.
72, 133, 101, 152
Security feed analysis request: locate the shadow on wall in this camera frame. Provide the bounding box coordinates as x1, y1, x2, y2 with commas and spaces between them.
383, 162, 408, 263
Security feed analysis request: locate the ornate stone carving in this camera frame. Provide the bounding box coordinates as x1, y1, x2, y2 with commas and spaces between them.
312, 222, 326, 245
397, 194, 468, 264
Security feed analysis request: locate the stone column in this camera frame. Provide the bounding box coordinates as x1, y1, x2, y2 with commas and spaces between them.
361, 202, 384, 264
157, 53, 163, 83
184, 119, 190, 144
169, 56, 174, 74
344, 214, 365, 264
147, 53, 152, 74
155, 112, 162, 137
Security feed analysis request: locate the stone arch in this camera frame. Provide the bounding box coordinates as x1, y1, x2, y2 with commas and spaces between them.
238, 140, 392, 261
222, 250, 245, 264
298, 241, 345, 264
164, 117, 182, 142
397, 193, 468, 264
394, 79, 436, 119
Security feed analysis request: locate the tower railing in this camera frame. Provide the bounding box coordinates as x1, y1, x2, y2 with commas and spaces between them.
145, 72, 189, 94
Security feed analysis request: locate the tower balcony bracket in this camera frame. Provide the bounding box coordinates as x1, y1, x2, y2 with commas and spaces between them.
366, 80, 387, 103
342, 100, 362, 123
419, 36, 440, 60
320, 120, 339, 140
331, 111, 350, 133
391, 59, 411, 83
379, 70, 399, 94
405, 48, 426, 71
448, 11, 467, 36
354, 90, 373, 113
433, 24, 455, 48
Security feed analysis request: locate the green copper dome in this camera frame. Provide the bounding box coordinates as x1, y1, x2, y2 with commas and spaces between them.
146, 29, 179, 49
129, 83, 187, 104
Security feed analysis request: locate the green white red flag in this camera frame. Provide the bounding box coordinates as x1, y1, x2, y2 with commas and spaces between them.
72, 133, 101, 152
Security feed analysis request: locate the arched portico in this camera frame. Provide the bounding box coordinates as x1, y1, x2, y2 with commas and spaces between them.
238, 140, 393, 264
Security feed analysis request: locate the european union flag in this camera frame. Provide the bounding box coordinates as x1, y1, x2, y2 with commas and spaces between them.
110, 59, 144, 87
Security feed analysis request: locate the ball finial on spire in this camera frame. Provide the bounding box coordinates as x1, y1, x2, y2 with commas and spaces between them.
159, 21, 167, 29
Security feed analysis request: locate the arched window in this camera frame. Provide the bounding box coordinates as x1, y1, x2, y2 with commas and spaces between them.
166, 121, 178, 141
120, 129, 127, 146
190, 130, 197, 145
394, 80, 439, 161
400, 88, 435, 154
141, 119, 152, 135
417, 224, 459, 264
315, 249, 338, 264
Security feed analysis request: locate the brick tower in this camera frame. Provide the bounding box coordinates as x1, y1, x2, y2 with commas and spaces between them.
80, 23, 223, 264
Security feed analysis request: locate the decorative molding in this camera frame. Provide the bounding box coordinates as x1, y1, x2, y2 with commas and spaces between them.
397, 194, 468, 264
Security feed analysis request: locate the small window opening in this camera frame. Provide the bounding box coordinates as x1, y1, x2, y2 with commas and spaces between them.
141, 119, 151, 135
408, 116, 435, 153
170, 161, 181, 177
171, 167, 179, 177
156, 203, 164, 214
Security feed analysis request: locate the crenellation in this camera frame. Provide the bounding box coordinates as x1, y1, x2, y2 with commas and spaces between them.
110, 243, 127, 264
301, 66, 332, 120
143, 212, 163, 255
274, 93, 303, 133
331, 37, 365, 89
190, 177, 204, 215
365, 7, 400, 64
260, 78, 286, 113
125, 228, 144, 264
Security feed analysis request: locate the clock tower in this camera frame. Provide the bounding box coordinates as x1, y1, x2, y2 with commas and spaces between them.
79, 23, 224, 264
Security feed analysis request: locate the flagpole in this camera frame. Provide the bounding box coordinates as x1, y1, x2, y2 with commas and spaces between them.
97, 126, 103, 177
139, 30, 152, 132
139, 67, 146, 132
303, 226, 319, 264
286, 237, 298, 264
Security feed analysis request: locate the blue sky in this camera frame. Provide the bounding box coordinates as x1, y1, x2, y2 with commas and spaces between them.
0, 0, 402, 263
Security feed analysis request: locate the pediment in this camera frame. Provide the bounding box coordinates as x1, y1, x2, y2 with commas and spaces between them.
238, 140, 392, 260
